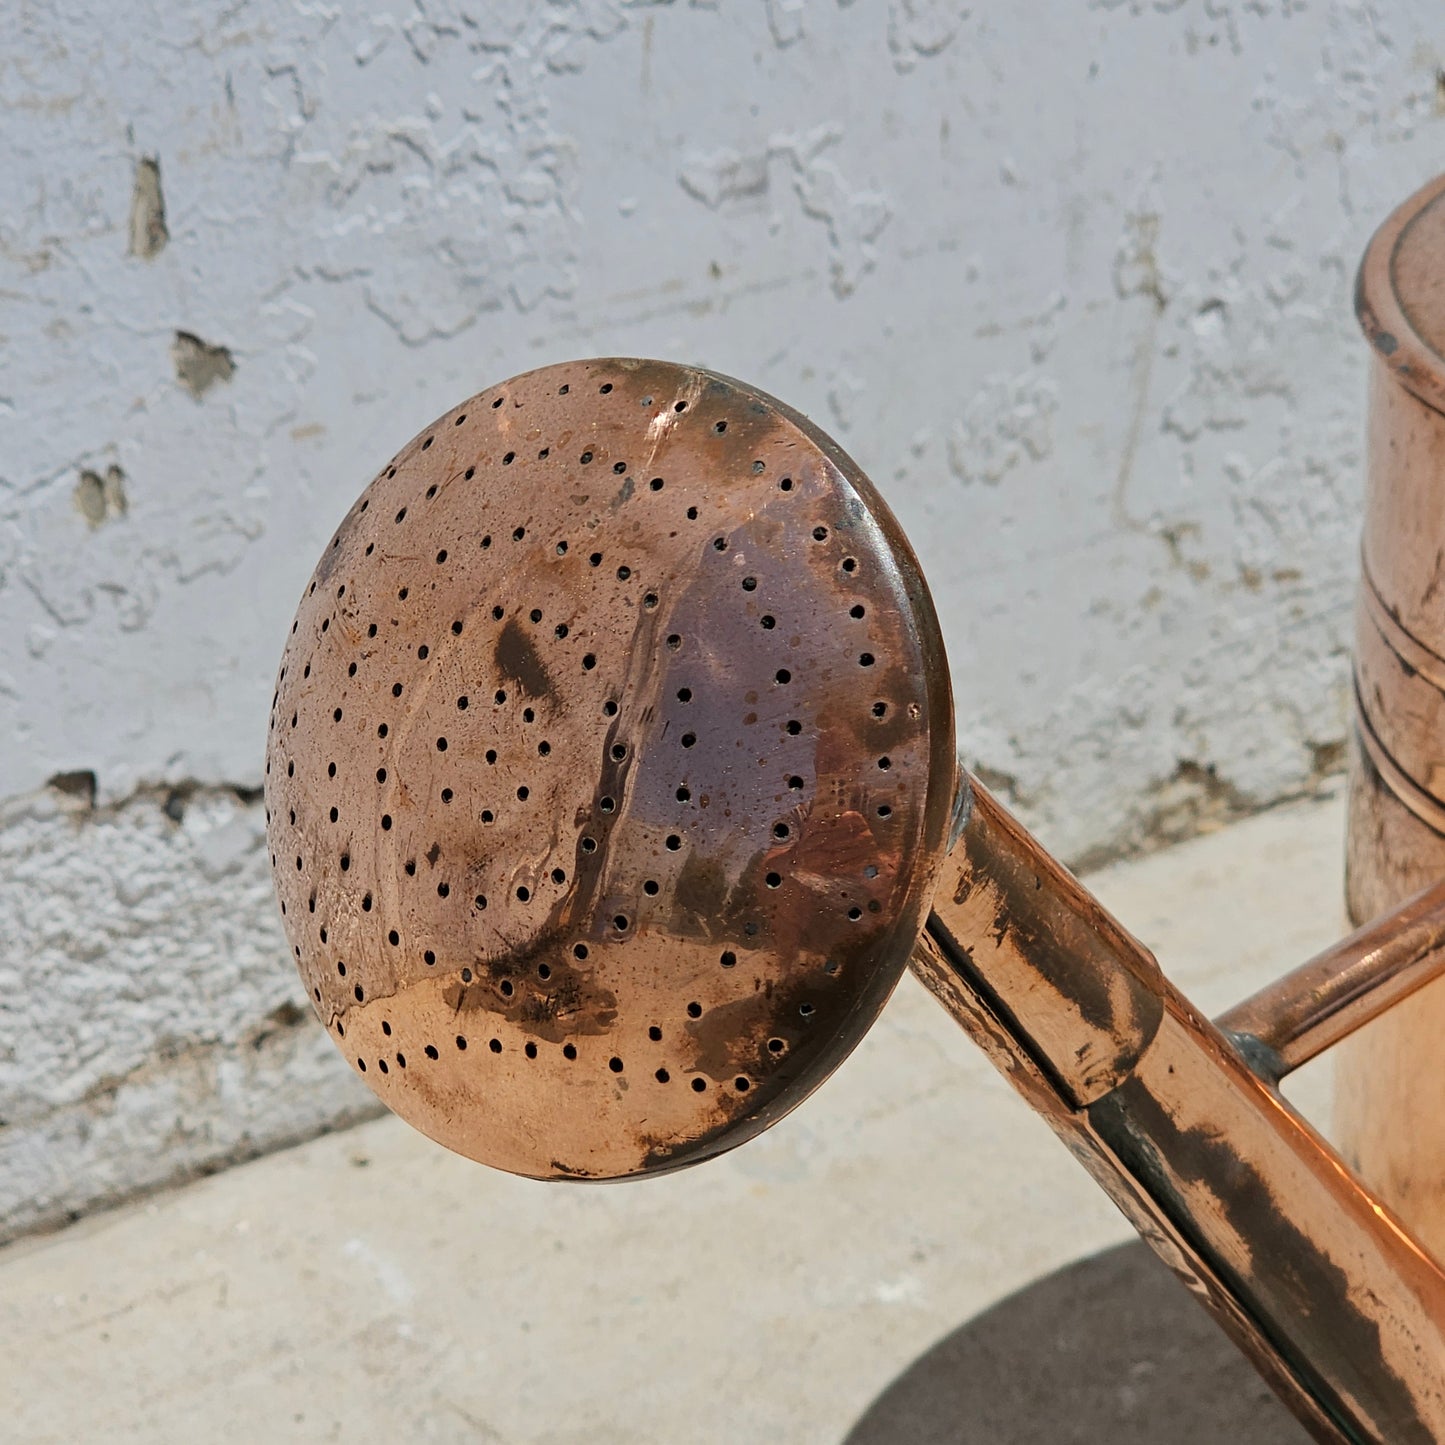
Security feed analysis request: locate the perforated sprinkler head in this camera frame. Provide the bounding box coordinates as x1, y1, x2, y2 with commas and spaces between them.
265, 358, 956, 1179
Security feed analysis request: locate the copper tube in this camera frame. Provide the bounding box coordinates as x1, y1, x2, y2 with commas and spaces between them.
1217, 877, 1445, 1081
917, 779, 1445, 1445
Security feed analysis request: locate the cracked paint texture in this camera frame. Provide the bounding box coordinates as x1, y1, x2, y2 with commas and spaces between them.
0, 786, 379, 1243
1, 0, 1443, 1235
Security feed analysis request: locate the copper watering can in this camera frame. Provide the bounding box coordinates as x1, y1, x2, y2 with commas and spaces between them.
263, 176, 1445, 1443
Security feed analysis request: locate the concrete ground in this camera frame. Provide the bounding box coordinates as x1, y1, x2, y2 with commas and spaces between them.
0, 789, 1349, 1444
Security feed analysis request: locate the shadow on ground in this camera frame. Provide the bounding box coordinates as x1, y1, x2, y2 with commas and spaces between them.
844, 1242, 1312, 1444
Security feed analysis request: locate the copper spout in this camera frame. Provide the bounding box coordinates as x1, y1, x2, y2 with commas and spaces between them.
914, 779, 1445, 1443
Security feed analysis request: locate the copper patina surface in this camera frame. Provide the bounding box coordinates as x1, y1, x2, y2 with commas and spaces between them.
265, 358, 954, 1180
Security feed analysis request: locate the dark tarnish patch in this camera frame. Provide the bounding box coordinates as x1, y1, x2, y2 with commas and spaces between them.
549, 664, 649, 939
313, 527, 345, 585
495, 617, 554, 699
961, 822, 1158, 1043
686, 993, 777, 1083
443, 935, 619, 1044
671, 851, 733, 932
550, 1158, 596, 1178
610, 474, 635, 510
639, 958, 857, 1175
636, 927, 867, 1177
516, 968, 619, 1039
638, 1101, 742, 1174
718, 836, 886, 968
1354, 266, 1423, 396
687, 960, 846, 1083
835, 658, 919, 754
1089, 1081, 1429, 1442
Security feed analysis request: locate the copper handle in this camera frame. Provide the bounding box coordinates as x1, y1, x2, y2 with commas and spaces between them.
911, 775, 1445, 1445
1219, 876, 1445, 1081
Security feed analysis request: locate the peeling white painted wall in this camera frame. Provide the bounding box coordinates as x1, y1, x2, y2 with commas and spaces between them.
2, 0, 1442, 1239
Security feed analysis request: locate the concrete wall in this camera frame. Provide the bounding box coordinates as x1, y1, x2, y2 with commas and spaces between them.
3, 0, 1442, 1241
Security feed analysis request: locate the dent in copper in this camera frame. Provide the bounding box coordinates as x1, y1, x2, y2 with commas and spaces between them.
265, 359, 955, 1180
